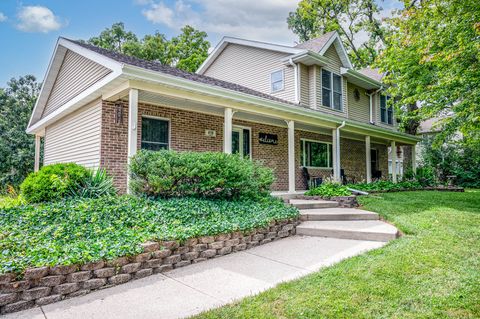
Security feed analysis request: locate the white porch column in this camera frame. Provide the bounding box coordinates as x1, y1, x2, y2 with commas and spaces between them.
127, 89, 139, 192
287, 120, 296, 193
34, 135, 41, 172
391, 141, 397, 183
223, 108, 234, 154
332, 129, 339, 182
365, 136, 371, 183
411, 144, 417, 174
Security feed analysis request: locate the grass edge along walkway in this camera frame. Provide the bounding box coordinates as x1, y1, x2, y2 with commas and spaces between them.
193, 190, 480, 319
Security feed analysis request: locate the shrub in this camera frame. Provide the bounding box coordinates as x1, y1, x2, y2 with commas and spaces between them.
69, 168, 116, 199
404, 166, 436, 187
305, 182, 352, 198
129, 150, 275, 199
348, 180, 423, 192
0, 195, 298, 274
20, 163, 90, 203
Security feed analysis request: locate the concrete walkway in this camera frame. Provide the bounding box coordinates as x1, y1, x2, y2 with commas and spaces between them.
5, 236, 385, 319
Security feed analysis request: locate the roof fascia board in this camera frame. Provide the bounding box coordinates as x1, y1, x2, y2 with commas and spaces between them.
283, 51, 329, 66
124, 65, 419, 144
341, 67, 383, 89
197, 36, 304, 74
27, 38, 124, 132
27, 40, 66, 129
319, 32, 353, 69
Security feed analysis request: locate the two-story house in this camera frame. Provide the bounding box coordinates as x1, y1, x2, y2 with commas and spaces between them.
26, 31, 419, 193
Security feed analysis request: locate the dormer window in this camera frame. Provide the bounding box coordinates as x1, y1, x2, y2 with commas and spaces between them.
271, 70, 284, 92
322, 69, 342, 111
380, 95, 393, 124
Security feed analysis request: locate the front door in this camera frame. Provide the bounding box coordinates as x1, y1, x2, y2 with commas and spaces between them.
232, 127, 251, 157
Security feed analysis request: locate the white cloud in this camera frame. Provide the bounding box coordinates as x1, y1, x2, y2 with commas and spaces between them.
0, 12, 7, 22
140, 0, 298, 45
16, 6, 63, 33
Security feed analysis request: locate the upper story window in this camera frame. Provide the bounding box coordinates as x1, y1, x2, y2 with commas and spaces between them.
380, 95, 393, 125
271, 70, 284, 92
322, 69, 342, 111
141, 117, 169, 151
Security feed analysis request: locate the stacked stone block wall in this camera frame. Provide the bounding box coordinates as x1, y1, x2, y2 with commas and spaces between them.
0, 219, 298, 314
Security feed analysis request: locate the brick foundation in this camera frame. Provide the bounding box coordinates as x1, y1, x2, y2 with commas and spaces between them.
0, 219, 299, 314
100, 100, 389, 193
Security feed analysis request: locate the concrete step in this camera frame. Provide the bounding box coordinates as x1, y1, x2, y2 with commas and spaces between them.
289, 199, 339, 209
296, 220, 399, 242
300, 208, 379, 221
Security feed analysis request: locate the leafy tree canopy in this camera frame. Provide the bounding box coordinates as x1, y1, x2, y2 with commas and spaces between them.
377, 0, 480, 145
0, 75, 40, 192
287, 0, 387, 68
88, 23, 210, 73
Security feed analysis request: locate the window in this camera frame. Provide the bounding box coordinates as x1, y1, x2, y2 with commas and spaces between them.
231, 127, 251, 158
141, 117, 169, 151
322, 69, 342, 110
301, 139, 333, 168
271, 70, 284, 92
380, 95, 393, 124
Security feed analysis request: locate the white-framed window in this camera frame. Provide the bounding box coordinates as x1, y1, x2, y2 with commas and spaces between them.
270, 70, 284, 92
380, 95, 393, 124
141, 116, 170, 151
322, 69, 342, 111
231, 125, 252, 159
300, 139, 333, 168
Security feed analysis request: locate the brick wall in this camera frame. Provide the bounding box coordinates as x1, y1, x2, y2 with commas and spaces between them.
100, 100, 388, 193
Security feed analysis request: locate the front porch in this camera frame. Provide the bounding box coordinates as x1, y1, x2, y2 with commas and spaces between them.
34, 81, 418, 193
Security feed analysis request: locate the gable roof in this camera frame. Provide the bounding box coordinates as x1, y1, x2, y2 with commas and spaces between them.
294, 31, 336, 52
27, 37, 298, 133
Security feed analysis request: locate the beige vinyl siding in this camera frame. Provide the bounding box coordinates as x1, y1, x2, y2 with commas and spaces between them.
347, 83, 370, 123
203, 44, 295, 103
299, 64, 309, 105
317, 45, 348, 117
308, 66, 317, 108
42, 50, 111, 118
44, 100, 102, 168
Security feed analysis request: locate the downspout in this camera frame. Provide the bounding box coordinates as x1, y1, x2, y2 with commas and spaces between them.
366, 86, 383, 124
335, 121, 346, 182
288, 58, 300, 104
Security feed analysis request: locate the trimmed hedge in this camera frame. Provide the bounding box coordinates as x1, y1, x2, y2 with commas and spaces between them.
0, 196, 298, 274
347, 180, 424, 192
20, 163, 90, 203
129, 150, 275, 199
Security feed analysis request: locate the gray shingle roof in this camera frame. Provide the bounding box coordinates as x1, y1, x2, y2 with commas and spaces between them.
294, 31, 336, 52
358, 68, 384, 82
67, 38, 296, 106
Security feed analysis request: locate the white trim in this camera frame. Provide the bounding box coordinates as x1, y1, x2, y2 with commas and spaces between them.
223, 107, 234, 154
391, 141, 397, 183
300, 138, 333, 169
27, 38, 123, 131
140, 115, 171, 150
197, 36, 304, 74
318, 32, 353, 69
34, 135, 41, 172
341, 67, 382, 89
365, 136, 371, 183
287, 120, 295, 193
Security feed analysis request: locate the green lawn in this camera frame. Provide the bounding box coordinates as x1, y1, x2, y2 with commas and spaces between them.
195, 190, 480, 319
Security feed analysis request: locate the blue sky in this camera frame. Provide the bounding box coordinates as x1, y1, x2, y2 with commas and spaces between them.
0, 0, 402, 86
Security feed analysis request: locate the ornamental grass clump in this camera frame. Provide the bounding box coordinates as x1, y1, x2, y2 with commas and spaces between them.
129, 150, 275, 199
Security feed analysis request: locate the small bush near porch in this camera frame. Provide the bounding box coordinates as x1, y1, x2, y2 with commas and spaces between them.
194, 190, 480, 319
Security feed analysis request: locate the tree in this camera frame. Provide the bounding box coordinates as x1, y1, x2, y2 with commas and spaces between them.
377, 0, 480, 145
87, 23, 210, 73
0, 75, 40, 192
287, 0, 387, 68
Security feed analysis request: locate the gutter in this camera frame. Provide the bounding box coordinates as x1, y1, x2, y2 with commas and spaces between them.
366, 87, 383, 124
